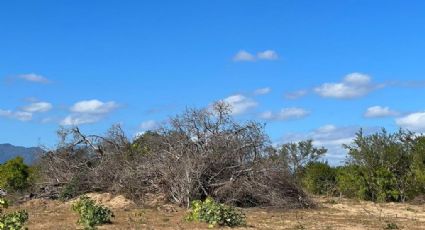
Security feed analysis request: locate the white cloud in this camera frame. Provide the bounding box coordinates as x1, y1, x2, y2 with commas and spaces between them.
257, 50, 278, 60
261, 107, 310, 121
314, 73, 379, 99
0, 109, 32, 121
233, 50, 255, 62
223, 94, 258, 115
70, 100, 118, 114
254, 87, 271, 95
233, 50, 279, 62
364, 106, 398, 118
22, 102, 52, 113
60, 99, 119, 126
17, 73, 50, 84
396, 112, 425, 132
60, 114, 101, 126
285, 90, 308, 100
140, 120, 160, 131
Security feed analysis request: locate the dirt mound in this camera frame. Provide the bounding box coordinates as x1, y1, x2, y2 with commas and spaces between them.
68, 193, 136, 210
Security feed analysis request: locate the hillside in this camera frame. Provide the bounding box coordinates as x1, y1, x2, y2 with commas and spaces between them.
0, 143, 43, 164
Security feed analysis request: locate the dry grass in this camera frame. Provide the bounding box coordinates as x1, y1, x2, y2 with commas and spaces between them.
9, 194, 425, 229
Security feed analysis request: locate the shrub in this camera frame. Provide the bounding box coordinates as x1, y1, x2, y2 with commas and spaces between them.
336, 165, 367, 200
71, 196, 114, 230
343, 129, 424, 202
0, 198, 29, 230
0, 157, 31, 192
185, 197, 246, 228
301, 161, 337, 195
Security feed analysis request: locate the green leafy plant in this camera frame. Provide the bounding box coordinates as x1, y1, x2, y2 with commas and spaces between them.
71, 196, 114, 230
185, 197, 246, 228
0, 198, 29, 230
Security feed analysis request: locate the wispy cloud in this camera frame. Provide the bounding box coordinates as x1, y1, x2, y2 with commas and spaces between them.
285, 90, 308, 100
364, 106, 398, 118
233, 50, 256, 62
254, 87, 271, 95
257, 50, 279, 60
17, 73, 50, 84
233, 50, 279, 62
0, 109, 32, 121
261, 107, 310, 121
61, 114, 102, 126
22, 102, 53, 113
140, 120, 160, 131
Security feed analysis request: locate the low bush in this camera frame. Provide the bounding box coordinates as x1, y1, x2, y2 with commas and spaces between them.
0, 198, 29, 230
71, 196, 114, 230
185, 197, 246, 228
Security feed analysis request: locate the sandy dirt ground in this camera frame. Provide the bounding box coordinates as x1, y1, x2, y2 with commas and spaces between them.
8, 194, 425, 229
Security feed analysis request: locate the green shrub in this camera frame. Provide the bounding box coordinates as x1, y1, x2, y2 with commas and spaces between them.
301, 161, 337, 195
0, 198, 29, 230
0, 157, 31, 192
185, 197, 246, 228
336, 165, 367, 200
71, 196, 114, 230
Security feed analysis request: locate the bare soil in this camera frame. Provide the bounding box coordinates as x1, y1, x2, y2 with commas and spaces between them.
10, 194, 425, 229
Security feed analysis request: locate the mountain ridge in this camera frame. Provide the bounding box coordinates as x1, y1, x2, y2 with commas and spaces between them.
0, 143, 43, 164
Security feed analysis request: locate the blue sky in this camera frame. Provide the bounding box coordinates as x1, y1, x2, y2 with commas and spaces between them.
1, 0, 425, 163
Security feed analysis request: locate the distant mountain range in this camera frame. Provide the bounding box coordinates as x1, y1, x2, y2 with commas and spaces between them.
0, 143, 44, 164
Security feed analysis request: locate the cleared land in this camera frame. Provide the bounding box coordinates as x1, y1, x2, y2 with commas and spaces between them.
9, 194, 425, 229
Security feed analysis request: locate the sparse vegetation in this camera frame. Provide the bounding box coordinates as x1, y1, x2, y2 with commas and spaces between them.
71, 195, 114, 230
0, 198, 29, 230
384, 222, 400, 229
185, 197, 246, 228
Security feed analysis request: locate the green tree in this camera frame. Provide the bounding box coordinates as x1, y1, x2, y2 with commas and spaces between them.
279, 140, 327, 178
0, 157, 30, 192
343, 129, 419, 202
302, 161, 337, 195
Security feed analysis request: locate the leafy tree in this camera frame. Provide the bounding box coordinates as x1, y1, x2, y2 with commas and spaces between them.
344, 129, 419, 202
279, 140, 327, 178
0, 157, 30, 192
